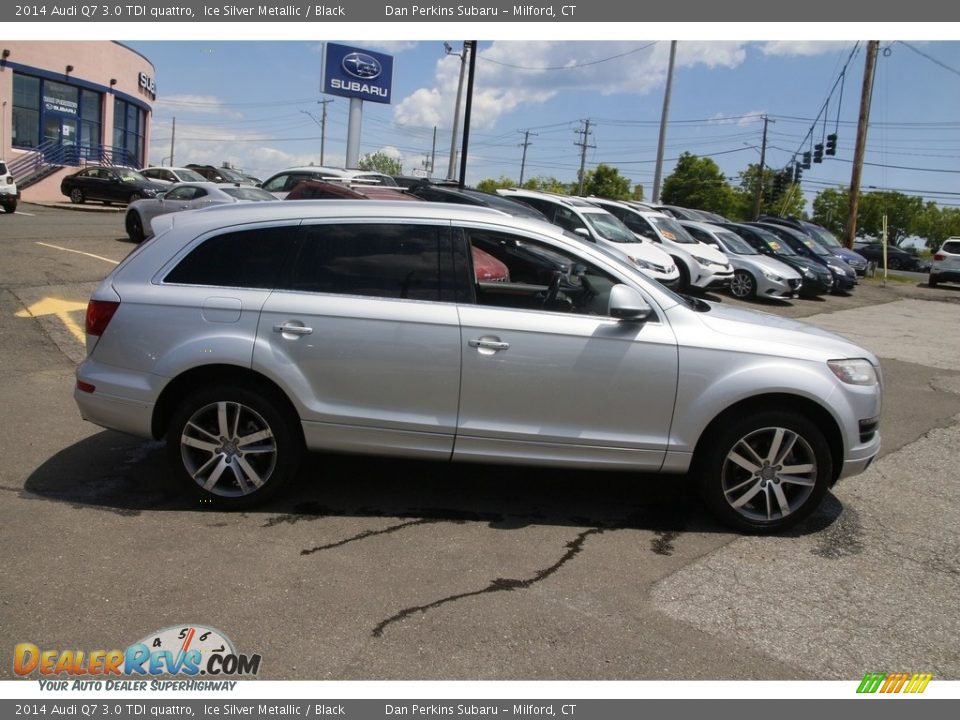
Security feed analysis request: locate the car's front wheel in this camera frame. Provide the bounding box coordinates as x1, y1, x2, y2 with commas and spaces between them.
697, 410, 832, 533
729, 269, 757, 299
166, 386, 303, 509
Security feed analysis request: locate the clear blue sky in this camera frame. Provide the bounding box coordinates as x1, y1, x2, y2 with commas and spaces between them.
126, 39, 960, 213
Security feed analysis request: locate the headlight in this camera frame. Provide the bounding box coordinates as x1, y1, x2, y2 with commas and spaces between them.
761, 269, 783, 282
691, 255, 726, 268
628, 256, 653, 270
802, 268, 815, 278
828, 359, 878, 386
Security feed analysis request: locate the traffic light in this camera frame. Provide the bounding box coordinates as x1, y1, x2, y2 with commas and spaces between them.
793, 162, 803, 183
802, 151, 812, 169
814, 143, 824, 164
826, 133, 837, 156
773, 170, 786, 195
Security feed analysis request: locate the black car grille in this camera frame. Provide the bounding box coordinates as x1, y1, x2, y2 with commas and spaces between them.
788, 278, 801, 289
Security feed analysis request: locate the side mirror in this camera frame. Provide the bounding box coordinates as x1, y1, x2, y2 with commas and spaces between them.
608, 284, 653, 322
574, 227, 590, 238
156, 192, 166, 201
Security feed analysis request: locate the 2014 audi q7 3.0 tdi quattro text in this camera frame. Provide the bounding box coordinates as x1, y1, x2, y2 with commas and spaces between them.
74, 201, 882, 533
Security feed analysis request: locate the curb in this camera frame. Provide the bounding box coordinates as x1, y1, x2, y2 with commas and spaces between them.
22, 201, 125, 214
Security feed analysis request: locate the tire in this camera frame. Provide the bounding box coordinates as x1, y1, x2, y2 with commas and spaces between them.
729, 269, 757, 300
1, 199, 15, 214
69, 188, 85, 204
676, 261, 692, 294
125, 211, 145, 243
128, 192, 142, 204
928, 276, 938, 288
166, 385, 303, 509
888, 257, 902, 270
696, 410, 833, 533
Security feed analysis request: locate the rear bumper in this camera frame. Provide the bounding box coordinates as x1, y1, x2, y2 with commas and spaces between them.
930, 268, 960, 283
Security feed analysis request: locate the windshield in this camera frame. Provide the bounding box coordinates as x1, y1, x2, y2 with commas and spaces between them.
718, 231, 757, 255
801, 237, 831, 256
216, 167, 249, 183
804, 223, 840, 247
222, 187, 276, 201
176, 169, 207, 182
583, 212, 639, 244
758, 231, 797, 256
118, 170, 148, 183
651, 216, 698, 244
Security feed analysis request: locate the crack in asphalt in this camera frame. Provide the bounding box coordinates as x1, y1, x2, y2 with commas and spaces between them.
301, 518, 444, 555
370, 527, 605, 638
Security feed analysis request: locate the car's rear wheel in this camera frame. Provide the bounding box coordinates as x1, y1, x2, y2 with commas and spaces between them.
888, 257, 902, 270
166, 386, 303, 509
729, 269, 757, 300
125, 211, 144, 243
697, 410, 832, 533
1, 199, 16, 214
928, 275, 938, 287
69, 188, 85, 204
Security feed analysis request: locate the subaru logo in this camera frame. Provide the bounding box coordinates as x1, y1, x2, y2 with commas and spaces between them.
342, 53, 381, 80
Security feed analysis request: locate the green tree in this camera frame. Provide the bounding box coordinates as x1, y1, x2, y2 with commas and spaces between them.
358, 151, 402, 176
580, 164, 632, 200
911, 202, 960, 250
660, 152, 735, 216
632, 184, 645, 201
730, 164, 805, 221
476, 176, 518, 193
811, 187, 850, 237
857, 191, 923, 245
522, 176, 571, 194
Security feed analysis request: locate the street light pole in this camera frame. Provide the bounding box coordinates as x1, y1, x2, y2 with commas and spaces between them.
445, 41, 468, 181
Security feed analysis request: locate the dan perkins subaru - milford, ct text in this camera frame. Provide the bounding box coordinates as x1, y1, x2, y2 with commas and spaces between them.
384, 5, 577, 17
203, 5, 346, 17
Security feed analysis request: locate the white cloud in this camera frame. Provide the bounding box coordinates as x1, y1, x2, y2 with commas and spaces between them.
759, 41, 850, 57
709, 110, 767, 126
392, 41, 750, 132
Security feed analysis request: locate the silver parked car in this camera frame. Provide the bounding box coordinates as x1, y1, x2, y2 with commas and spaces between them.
680, 220, 802, 301
75, 201, 882, 532
124, 182, 277, 243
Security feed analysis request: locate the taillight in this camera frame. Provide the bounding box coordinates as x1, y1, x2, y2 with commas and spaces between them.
934, 253, 946, 261
85, 300, 119, 336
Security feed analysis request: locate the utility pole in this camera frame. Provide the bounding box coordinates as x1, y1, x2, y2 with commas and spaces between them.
751, 114, 771, 220
652, 40, 677, 204
169, 117, 176, 167
429, 126, 437, 176
846, 40, 879, 249
518, 129, 537, 186
575, 119, 594, 195
445, 41, 468, 181
458, 40, 478, 189
318, 98, 333, 166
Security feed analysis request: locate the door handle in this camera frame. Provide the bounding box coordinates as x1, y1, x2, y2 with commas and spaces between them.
469, 338, 510, 351
273, 323, 313, 336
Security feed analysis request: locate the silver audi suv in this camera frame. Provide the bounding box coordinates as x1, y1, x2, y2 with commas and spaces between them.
74, 201, 881, 532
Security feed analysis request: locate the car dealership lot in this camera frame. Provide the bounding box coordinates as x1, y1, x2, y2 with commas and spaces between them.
2, 205, 959, 680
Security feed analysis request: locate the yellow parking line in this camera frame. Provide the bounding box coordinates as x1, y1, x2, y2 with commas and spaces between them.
35, 242, 120, 265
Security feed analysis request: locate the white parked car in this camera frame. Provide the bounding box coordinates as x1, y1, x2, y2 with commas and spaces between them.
929, 237, 960, 287
680, 220, 802, 301
75, 201, 882, 532
591, 199, 734, 293
495, 189, 680, 288
0, 160, 19, 214
139, 167, 208, 186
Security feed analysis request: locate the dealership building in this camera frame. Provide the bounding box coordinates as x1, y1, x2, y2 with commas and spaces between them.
0, 41, 155, 202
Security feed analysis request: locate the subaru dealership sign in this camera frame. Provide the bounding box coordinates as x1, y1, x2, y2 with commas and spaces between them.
324, 43, 394, 104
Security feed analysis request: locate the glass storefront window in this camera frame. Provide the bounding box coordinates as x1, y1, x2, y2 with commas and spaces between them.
114, 97, 145, 166
12, 74, 41, 148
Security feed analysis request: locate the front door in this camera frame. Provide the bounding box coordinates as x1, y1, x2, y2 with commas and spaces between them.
43, 116, 78, 162
453, 226, 679, 470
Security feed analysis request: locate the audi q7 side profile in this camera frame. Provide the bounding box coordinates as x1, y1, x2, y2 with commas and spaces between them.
75, 202, 881, 533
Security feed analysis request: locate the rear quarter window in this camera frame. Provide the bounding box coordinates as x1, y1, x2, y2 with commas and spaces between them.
164, 226, 298, 289
943, 241, 960, 254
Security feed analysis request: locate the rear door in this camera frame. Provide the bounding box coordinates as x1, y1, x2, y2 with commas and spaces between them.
254, 219, 462, 459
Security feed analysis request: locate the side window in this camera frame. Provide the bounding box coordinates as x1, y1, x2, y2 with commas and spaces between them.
165, 187, 194, 201
621, 213, 658, 240
464, 229, 620, 317
287, 223, 447, 302
262, 174, 289, 192
553, 207, 588, 235
164, 226, 298, 289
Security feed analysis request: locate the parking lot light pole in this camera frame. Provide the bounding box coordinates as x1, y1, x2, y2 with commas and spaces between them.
445, 42, 468, 181
652, 40, 677, 204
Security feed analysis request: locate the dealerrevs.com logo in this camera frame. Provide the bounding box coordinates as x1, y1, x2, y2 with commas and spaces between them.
14, 625, 261, 689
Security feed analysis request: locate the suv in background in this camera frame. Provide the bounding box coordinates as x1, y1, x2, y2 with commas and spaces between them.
1, 161, 19, 214
186, 164, 258, 186
262, 167, 398, 198
73, 201, 881, 532
929, 238, 960, 287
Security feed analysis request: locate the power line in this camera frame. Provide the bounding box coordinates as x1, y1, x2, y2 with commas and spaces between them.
897, 41, 960, 79
480, 42, 659, 71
